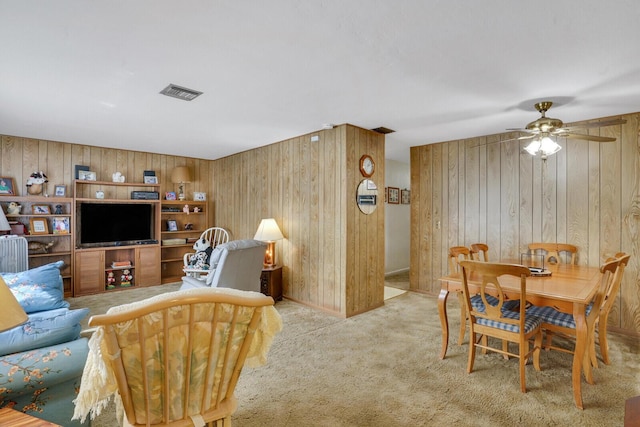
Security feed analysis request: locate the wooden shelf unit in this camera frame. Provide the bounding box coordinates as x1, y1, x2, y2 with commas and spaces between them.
1, 196, 74, 297
160, 200, 208, 283
73, 180, 162, 296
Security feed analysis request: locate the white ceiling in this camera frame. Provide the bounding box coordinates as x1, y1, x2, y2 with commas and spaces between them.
2, 1, 640, 163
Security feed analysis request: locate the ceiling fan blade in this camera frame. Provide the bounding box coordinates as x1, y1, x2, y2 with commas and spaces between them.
517, 134, 537, 141
562, 133, 617, 142
505, 128, 537, 133
562, 118, 627, 131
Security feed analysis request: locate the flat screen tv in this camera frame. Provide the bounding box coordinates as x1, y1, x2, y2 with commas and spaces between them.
77, 203, 155, 248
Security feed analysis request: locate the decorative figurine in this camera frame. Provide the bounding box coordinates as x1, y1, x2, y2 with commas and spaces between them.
106, 271, 116, 289
7, 202, 21, 215
28, 241, 54, 254
120, 269, 133, 287
183, 204, 189, 215
112, 172, 125, 183
26, 171, 48, 196
54, 204, 63, 214
184, 223, 194, 230
193, 206, 200, 213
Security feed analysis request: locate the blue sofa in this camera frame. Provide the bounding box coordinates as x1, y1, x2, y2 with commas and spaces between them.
0, 261, 90, 426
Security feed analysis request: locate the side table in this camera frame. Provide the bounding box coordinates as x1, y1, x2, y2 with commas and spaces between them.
260, 265, 282, 301
0, 407, 61, 426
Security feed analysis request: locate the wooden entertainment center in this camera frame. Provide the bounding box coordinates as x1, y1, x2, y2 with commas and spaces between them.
1, 179, 208, 297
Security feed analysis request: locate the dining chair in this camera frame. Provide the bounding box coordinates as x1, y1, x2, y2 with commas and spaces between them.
83, 289, 278, 427
470, 243, 489, 261
528, 242, 578, 265
459, 260, 542, 393
526, 257, 619, 380
448, 246, 472, 345
594, 252, 631, 366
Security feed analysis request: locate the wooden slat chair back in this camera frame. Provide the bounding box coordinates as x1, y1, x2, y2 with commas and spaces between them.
183, 227, 230, 276
459, 261, 542, 393
596, 252, 631, 365
88, 291, 274, 427
527, 257, 619, 383
528, 242, 578, 265
470, 243, 489, 262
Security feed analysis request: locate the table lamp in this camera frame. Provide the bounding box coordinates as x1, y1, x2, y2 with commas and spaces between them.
254, 218, 284, 268
171, 166, 192, 201
0, 277, 28, 332
0, 208, 10, 235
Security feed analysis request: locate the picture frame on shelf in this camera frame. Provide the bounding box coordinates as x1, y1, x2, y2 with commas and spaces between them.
79, 170, 97, 181
54, 184, 66, 197
74, 165, 89, 180
0, 177, 15, 196
388, 187, 400, 204
165, 192, 177, 200
32, 204, 51, 214
193, 192, 206, 201
29, 218, 49, 235
52, 217, 70, 234
167, 220, 178, 232
144, 176, 158, 184
401, 189, 411, 204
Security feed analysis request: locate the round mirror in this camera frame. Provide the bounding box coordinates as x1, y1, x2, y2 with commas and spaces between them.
356, 179, 378, 214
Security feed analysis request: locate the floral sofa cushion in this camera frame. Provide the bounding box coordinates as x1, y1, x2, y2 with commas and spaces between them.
1, 261, 68, 314
0, 307, 89, 357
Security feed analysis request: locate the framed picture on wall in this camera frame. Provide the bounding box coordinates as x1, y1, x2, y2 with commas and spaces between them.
401, 189, 410, 204
388, 187, 400, 204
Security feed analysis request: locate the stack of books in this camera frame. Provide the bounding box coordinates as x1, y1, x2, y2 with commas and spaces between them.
111, 260, 132, 269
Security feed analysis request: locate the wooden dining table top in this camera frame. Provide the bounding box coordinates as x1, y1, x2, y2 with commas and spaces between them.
439, 261, 602, 308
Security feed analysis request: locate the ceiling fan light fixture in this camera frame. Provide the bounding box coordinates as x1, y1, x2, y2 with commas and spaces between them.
524, 135, 561, 158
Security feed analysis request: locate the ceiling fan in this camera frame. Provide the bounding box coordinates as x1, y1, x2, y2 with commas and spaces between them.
507, 101, 627, 158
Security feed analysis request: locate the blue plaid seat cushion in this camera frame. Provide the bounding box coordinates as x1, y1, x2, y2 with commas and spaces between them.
470, 295, 541, 333
527, 303, 594, 329
470, 295, 520, 312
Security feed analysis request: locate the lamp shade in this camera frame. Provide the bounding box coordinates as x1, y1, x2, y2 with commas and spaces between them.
171, 166, 192, 184
0, 276, 28, 332
254, 218, 284, 242
0, 207, 10, 232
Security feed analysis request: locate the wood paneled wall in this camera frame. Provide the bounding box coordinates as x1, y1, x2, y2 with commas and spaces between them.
0, 135, 214, 231
211, 124, 385, 317
410, 112, 640, 336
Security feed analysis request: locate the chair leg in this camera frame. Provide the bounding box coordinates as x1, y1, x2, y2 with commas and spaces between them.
598, 315, 611, 365
543, 330, 554, 351
519, 339, 527, 393
533, 331, 542, 372
502, 340, 509, 359
467, 331, 477, 374
458, 292, 467, 345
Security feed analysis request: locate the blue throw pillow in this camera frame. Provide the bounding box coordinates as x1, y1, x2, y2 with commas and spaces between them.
0, 307, 89, 357
2, 261, 69, 314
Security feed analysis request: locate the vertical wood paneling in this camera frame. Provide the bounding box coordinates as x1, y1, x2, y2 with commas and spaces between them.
410, 112, 640, 336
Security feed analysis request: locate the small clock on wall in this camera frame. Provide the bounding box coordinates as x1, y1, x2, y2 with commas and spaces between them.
359, 154, 375, 177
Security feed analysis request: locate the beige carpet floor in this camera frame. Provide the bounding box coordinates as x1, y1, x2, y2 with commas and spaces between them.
68, 274, 640, 426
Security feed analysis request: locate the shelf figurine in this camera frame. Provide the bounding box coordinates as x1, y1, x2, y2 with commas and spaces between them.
183, 204, 190, 215
106, 271, 116, 289
7, 202, 21, 215
193, 206, 200, 213
120, 269, 133, 287
26, 171, 48, 196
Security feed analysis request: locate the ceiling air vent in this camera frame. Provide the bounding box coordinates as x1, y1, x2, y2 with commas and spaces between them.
160, 84, 203, 101
371, 126, 395, 134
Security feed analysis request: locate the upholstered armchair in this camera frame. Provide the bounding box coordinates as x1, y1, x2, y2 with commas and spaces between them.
181, 239, 267, 292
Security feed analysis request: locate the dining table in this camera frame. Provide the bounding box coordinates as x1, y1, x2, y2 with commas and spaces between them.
438, 261, 602, 409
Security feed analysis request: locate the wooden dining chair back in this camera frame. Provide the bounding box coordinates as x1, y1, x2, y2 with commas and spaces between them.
448, 246, 471, 273
459, 261, 542, 392
470, 243, 489, 262
528, 242, 578, 265
596, 252, 631, 365
448, 246, 472, 345
87, 290, 275, 426
527, 257, 618, 381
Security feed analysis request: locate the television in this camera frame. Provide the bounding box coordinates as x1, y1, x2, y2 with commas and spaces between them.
77, 202, 156, 248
